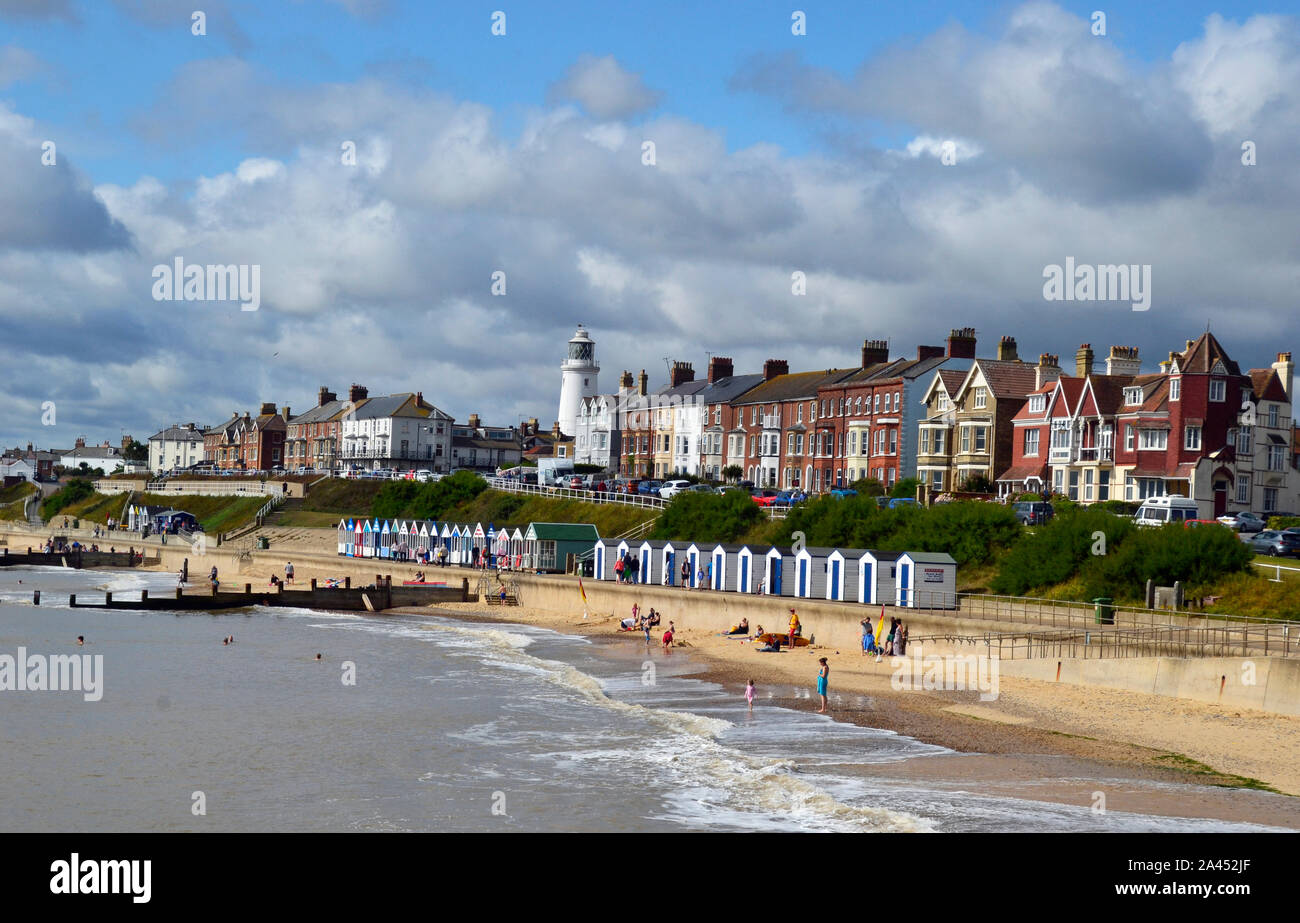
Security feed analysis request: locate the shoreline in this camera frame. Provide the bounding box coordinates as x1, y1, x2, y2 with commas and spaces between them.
402, 600, 1300, 829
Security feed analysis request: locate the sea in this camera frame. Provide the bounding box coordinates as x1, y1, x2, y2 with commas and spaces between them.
0, 566, 1289, 833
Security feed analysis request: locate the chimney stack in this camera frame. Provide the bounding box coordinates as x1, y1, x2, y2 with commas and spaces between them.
1035, 353, 1061, 390
281, 406, 291, 421
762, 359, 789, 381
1074, 343, 1095, 378
637, 370, 648, 397
349, 383, 368, 403
946, 327, 977, 359
707, 356, 734, 384
1273, 352, 1294, 402
620, 370, 634, 391
916, 344, 945, 361
669, 361, 695, 388
1105, 345, 1141, 377
121, 434, 132, 450
259, 402, 276, 416
551, 421, 561, 440
861, 339, 889, 367
468, 413, 481, 430
997, 336, 1019, 362
318, 386, 336, 407
75, 436, 86, 449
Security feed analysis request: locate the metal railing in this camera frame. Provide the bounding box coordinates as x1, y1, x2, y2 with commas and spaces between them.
484, 478, 669, 509
912, 623, 1296, 660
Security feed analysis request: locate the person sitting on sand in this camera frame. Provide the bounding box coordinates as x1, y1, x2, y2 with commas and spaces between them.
757, 636, 781, 653
414, 570, 425, 583
727, 618, 749, 636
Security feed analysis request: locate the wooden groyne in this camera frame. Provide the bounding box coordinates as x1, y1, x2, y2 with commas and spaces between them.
0, 547, 157, 569
35, 576, 473, 614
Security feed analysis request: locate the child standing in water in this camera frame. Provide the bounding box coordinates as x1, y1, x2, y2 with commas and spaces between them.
745, 679, 756, 709
816, 658, 830, 713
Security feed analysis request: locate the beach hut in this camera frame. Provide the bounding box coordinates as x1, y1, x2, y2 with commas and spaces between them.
660, 541, 678, 586
763, 547, 786, 596
857, 550, 902, 605
337, 519, 348, 556
825, 549, 848, 601
361, 519, 374, 557
527, 523, 600, 573
636, 540, 662, 585
793, 546, 834, 599
472, 522, 487, 565
511, 527, 524, 568
708, 543, 743, 592
380, 520, 392, 559
685, 542, 706, 588
353, 518, 364, 556
370, 518, 383, 558
492, 526, 510, 559
448, 525, 463, 564
593, 537, 618, 580
736, 545, 761, 594
615, 539, 632, 580
896, 552, 958, 609
439, 523, 452, 560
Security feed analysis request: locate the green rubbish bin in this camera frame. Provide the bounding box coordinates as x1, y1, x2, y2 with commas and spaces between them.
257, 537, 270, 550
1093, 597, 1115, 625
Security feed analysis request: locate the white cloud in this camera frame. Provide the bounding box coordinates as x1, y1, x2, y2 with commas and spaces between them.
548, 54, 662, 120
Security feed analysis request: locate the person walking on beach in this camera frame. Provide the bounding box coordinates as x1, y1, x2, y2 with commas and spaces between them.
860, 617, 873, 656
681, 560, 689, 587
816, 658, 830, 713
662, 621, 675, 650
897, 623, 908, 656
885, 618, 898, 656
614, 555, 625, 583
285, 561, 294, 584
745, 679, 756, 710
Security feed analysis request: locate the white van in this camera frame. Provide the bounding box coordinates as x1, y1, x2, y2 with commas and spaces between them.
1134, 496, 1200, 527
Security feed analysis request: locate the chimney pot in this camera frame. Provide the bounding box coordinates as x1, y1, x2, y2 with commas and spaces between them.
707, 356, 734, 384
997, 336, 1019, 362
762, 359, 789, 380
861, 339, 890, 367
946, 328, 977, 359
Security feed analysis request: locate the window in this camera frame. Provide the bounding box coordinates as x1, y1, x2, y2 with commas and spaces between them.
933, 430, 944, 454
961, 427, 970, 453
797, 404, 803, 423
889, 430, 897, 455
973, 427, 986, 453
874, 395, 881, 413
1238, 426, 1252, 454
1084, 468, 1094, 501
974, 387, 987, 409
937, 393, 948, 412
1029, 395, 1046, 413
788, 432, 795, 455
1185, 425, 1201, 451
1269, 404, 1279, 428
1139, 429, 1168, 450
1264, 487, 1278, 513
1024, 430, 1040, 456
1269, 444, 1286, 471
809, 401, 815, 421
851, 431, 859, 454
751, 407, 757, 425
919, 429, 929, 454
840, 433, 846, 456
855, 397, 862, 414
1169, 378, 1181, 401
1209, 379, 1225, 402
838, 398, 845, 416
796, 433, 804, 454
714, 408, 722, 425
1054, 469, 1064, 493
1098, 469, 1110, 501
1237, 475, 1250, 504
1068, 471, 1080, 501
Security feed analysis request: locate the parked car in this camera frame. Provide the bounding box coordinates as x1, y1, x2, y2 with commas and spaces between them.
659, 479, 692, 499
567, 475, 584, 489
1013, 500, 1055, 526
619, 479, 641, 494
751, 489, 781, 507
1135, 496, 1200, 527
1248, 530, 1300, 557
683, 483, 715, 494
888, 497, 919, 509
829, 488, 858, 499
1216, 510, 1266, 533
637, 479, 663, 496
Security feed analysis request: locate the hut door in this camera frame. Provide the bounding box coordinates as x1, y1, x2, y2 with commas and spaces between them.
798, 559, 808, 597
739, 555, 749, 592
666, 551, 675, 586
595, 546, 603, 579
771, 560, 782, 596
713, 551, 723, 589
898, 561, 911, 607
640, 548, 650, 583
830, 559, 840, 600
861, 561, 872, 603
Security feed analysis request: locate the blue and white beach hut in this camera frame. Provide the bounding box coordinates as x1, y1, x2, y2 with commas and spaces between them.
710, 543, 744, 592
736, 545, 760, 593
593, 537, 619, 580
793, 546, 834, 599
826, 549, 853, 602
896, 552, 957, 608
361, 519, 374, 558
857, 550, 901, 605
636, 540, 660, 585
660, 541, 678, 586
685, 542, 706, 588
380, 520, 392, 559
763, 546, 785, 596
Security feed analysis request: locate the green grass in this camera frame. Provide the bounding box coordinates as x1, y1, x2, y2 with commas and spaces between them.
51, 491, 266, 534
443, 491, 655, 536
0, 481, 37, 505
266, 508, 348, 528
295, 478, 385, 513
1151, 753, 1282, 793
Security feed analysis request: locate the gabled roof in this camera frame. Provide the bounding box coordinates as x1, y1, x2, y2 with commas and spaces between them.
527, 522, 600, 541
1083, 374, 1135, 417
954, 359, 1037, 403
288, 399, 351, 426
1248, 369, 1288, 403
1177, 331, 1241, 376
149, 424, 206, 442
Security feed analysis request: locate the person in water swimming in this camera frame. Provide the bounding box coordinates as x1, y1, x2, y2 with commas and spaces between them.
76, 636, 84, 646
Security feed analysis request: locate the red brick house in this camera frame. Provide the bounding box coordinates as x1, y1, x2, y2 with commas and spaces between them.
204, 402, 288, 470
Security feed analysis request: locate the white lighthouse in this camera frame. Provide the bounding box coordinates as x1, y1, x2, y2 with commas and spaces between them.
557, 324, 599, 438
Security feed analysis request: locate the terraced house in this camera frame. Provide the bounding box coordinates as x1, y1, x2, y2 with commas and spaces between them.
338, 390, 452, 473
916, 337, 1038, 494
285, 386, 354, 472
697, 358, 763, 481
204, 404, 288, 470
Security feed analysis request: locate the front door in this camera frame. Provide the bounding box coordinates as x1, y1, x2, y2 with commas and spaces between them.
1214, 482, 1228, 518
665, 551, 675, 586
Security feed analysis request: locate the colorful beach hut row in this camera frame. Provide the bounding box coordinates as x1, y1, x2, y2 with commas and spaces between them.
591, 539, 957, 609
334, 519, 597, 574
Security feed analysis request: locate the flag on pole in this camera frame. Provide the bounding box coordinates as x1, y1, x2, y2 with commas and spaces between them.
874, 605, 887, 646
578, 578, 589, 619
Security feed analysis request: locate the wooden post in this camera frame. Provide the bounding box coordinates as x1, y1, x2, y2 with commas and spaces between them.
345, 577, 351, 589
311, 578, 317, 589
105, 592, 113, 605
69, 594, 76, 607
33, 590, 40, 605
244, 583, 251, 594
141, 590, 148, 601
176, 587, 183, 599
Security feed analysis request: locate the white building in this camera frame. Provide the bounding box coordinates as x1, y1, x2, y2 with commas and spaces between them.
148, 423, 206, 473
557, 325, 599, 438
57, 437, 125, 471
575, 391, 621, 471
339, 392, 453, 473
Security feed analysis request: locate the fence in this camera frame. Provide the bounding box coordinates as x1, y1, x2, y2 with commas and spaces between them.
911, 622, 1297, 660
484, 478, 669, 509
94, 479, 281, 497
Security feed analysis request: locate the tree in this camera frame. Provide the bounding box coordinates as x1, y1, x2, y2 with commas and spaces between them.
123, 440, 148, 463
722, 465, 743, 483
959, 474, 993, 493
850, 477, 884, 497
890, 477, 922, 499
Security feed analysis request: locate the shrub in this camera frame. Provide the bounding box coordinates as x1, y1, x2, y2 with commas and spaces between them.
1088, 522, 1254, 602
652, 489, 762, 543
42, 479, 94, 518
850, 478, 885, 497
991, 508, 1134, 597
372, 471, 489, 520
890, 477, 922, 499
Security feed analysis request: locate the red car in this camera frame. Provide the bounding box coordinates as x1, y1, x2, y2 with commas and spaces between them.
567, 476, 584, 489
751, 489, 780, 507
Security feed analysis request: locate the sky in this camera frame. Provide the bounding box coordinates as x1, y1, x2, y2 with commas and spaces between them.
1, 0, 1298, 448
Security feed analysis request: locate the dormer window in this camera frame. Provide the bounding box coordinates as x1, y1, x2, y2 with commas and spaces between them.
1029, 394, 1046, 413
973, 387, 988, 409
1124, 387, 1142, 405
1169, 378, 1181, 402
